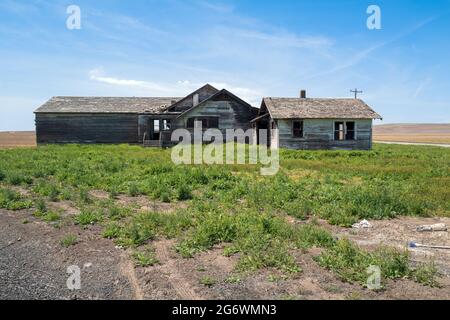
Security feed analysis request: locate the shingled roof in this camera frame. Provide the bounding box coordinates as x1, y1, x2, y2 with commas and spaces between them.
34, 97, 182, 114
262, 98, 382, 120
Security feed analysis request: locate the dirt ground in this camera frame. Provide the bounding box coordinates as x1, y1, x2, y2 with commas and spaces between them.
0, 131, 36, 148
324, 217, 450, 277
1, 205, 449, 300
0, 208, 135, 300
373, 124, 450, 144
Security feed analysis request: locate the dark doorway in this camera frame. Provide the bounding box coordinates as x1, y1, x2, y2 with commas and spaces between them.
150, 119, 161, 140
256, 120, 270, 147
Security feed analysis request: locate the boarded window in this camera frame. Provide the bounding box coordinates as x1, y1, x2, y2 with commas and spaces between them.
293, 120, 303, 138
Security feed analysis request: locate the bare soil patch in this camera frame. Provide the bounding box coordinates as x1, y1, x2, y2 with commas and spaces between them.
116, 194, 188, 213
88, 190, 188, 213
1, 207, 449, 299
324, 217, 450, 279
0, 208, 134, 299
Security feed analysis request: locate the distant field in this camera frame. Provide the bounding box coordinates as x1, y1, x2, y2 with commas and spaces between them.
0, 131, 36, 148
374, 124, 450, 144
3, 125, 450, 148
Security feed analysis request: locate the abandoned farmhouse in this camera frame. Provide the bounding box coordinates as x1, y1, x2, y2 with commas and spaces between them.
34, 84, 382, 150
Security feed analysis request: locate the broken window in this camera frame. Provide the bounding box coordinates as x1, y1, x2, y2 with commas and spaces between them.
334, 121, 356, 141
153, 119, 160, 134
334, 122, 344, 140
163, 120, 171, 131
208, 117, 219, 129
346, 121, 355, 140
187, 118, 195, 128
293, 120, 303, 138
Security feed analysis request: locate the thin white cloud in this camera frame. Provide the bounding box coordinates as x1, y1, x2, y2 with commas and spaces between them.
89, 69, 173, 93
413, 77, 432, 98
210, 82, 262, 105
195, 0, 234, 13
89, 69, 263, 105
0, 0, 38, 15
304, 16, 439, 80
236, 29, 333, 49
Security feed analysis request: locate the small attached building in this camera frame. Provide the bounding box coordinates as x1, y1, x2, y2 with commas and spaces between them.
252, 91, 382, 150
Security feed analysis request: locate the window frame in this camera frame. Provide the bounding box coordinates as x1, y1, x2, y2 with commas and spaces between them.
292, 120, 304, 138
153, 119, 160, 134
345, 121, 356, 140
187, 118, 195, 129
334, 121, 356, 141
162, 119, 171, 131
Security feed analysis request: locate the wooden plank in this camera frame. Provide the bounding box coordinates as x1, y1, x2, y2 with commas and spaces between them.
36, 113, 139, 144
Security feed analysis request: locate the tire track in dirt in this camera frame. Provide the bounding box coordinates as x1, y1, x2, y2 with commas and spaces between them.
119, 253, 144, 300
154, 239, 204, 300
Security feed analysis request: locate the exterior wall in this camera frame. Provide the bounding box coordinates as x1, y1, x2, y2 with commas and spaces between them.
276, 119, 373, 150
174, 97, 258, 143
35, 113, 139, 144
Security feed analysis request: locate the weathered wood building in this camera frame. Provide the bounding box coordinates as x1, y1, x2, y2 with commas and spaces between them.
35, 85, 382, 150
35, 84, 258, 146
251, 90, 382, 150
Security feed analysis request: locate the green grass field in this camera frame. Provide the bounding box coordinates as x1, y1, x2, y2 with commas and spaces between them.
0, 143, 449, 287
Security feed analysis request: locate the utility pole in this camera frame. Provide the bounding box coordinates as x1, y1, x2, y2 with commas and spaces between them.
350, 88, 363, 99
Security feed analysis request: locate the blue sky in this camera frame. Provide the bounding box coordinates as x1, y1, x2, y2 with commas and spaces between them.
1, 0, 449, 130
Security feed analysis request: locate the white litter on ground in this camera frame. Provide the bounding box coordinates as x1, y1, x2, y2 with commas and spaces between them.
352, 219, 371, 229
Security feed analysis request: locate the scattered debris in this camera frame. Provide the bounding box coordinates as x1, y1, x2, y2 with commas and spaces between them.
352, 220, 371, 229
416, 223, 447, 232
408, 242, 450, 250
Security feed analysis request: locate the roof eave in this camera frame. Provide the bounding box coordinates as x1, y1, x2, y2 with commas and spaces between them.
167, 84, 219, 111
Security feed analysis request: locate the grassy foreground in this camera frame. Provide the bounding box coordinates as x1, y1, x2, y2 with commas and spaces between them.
0, 143, 449, 288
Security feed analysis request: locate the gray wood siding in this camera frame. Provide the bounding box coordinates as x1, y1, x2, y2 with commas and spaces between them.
35, 113, 139, 144
175, 98, 257, 136
277, 119, 372, 150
